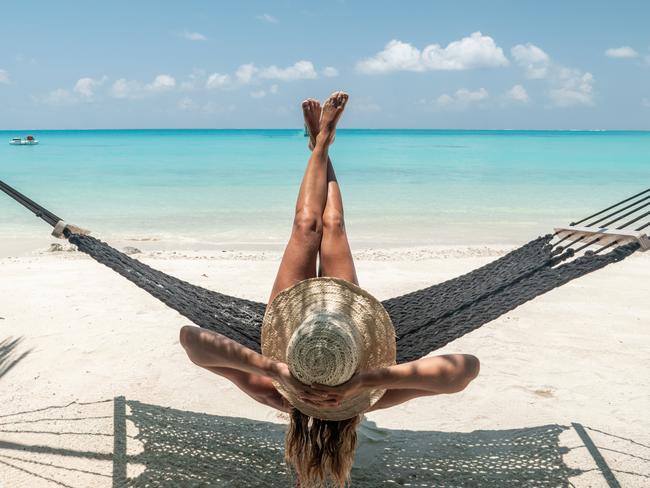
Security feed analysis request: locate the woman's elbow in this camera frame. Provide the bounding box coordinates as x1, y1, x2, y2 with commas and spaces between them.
446, 354, 480, 393
465, 354, 480, 381
179, 325, 196, 349
179, 326, 204, 366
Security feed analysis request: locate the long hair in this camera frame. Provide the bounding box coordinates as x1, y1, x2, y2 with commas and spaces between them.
284, 407, 362, 487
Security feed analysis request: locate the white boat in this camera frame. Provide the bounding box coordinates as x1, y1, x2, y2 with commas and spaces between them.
9, 135, 39, 145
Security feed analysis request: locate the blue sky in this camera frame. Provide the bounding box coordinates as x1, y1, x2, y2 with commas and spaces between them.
1, 0, 649, 130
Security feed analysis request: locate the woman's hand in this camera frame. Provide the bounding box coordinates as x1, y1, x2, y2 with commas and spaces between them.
273, 362, 335, 406
310, 371, 372, 406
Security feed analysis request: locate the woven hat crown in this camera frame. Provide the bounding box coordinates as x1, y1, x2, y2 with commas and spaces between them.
286, 311, 362, 386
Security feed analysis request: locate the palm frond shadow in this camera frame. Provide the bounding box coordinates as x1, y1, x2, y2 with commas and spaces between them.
0, 337, 31, 381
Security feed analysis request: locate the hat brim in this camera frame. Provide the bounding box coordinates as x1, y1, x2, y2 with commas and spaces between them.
261, 277, 396, 421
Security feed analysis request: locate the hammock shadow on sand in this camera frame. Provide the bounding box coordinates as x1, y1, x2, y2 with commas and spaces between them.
3, 397, 644, 487
116, 398, 581, 487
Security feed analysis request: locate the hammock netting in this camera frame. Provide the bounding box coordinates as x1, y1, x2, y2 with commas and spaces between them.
66, 232, 638, 363
1, 178, 647, 363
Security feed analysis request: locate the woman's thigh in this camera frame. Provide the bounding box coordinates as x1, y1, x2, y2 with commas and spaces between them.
268, 227, 320, 304
318, 219, 358, 285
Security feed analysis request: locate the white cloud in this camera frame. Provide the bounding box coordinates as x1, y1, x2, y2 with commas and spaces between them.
259, 60, 317, 81
321, 66, 339, 77
205, 73, 231, 89
511, 43, 595, 108
435, 87, 489, 110
641, 98, 650, 109
179, 69, 206, 91
0, 69, 9, 84
233, 61, 317, 84
110, 79, 141, 99
548, 68, 594, 107
110, 74, 176, 99
40, 88, 77, 106
235, 64, 257, 84
258, 13, 278, 23
145, 74, 176, 92
605, 46, 638, 58
180, 30, 207, 41
251, 84, 280, 98
356, 32, 508, 74
504, 84, 529, 103
511, 43, 550, 79
73, 76, 106, 99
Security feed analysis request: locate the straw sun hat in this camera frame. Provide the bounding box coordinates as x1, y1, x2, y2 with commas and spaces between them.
262, 277, 396, 421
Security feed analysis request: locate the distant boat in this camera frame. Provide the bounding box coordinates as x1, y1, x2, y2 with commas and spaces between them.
10, 135, 39, 145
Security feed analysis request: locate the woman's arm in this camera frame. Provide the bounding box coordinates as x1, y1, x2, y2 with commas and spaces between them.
311, 354, 480, 405
179, 325, 282, 378
361, 354, 480, 394
179, 325, 330, 405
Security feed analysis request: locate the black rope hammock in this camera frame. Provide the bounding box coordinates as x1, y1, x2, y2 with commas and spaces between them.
1, 179, 648, 363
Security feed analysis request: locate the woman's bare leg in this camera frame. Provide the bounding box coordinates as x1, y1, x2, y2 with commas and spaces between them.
268, 92, 349, 304
303, 99, 358, 285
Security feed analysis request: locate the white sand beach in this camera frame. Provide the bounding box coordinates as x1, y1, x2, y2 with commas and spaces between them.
1, 241, 649, 487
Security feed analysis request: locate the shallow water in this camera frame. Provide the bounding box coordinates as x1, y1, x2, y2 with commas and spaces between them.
1, 129, 649, 250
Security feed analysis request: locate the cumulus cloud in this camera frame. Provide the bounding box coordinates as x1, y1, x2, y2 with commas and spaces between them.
511, 43, 595, 108
548, 68, 594, 107
222, 60, 318, 85
235, 64, 257, 84
356, 32, 508, 74
110, 74, 176, 99
434, 88, 489, 110
259, 60, 317, 81
73, 76, 106, 99
605, 46, 638, 58
257, 13, 278, 23
180, 30, 207, 41
145, 74, 176, 92
504, 84, 529, 103
321, 66, 339, 77
205, 73, 231, 89
0, 69, 9, 84
110, 79, 141, 99
511, 44, 550, 79
250, 84, 280, 98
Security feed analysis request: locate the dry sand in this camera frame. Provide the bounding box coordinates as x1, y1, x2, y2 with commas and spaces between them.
0, 242, 649, 487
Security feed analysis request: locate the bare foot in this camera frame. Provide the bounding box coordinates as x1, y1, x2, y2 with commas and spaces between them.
317, 91, 348, 147
302, 98, 321, 150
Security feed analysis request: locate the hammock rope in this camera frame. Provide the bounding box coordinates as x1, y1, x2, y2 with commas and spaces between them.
1, 179, 646, 363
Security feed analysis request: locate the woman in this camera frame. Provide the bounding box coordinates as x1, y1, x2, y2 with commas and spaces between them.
180, 91, 480, 487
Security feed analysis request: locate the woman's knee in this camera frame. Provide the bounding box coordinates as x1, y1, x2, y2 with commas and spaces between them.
322, 210, 345, 235
293, 208, 323, 243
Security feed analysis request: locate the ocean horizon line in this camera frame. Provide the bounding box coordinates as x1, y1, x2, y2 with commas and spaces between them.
2, 128, 650, 133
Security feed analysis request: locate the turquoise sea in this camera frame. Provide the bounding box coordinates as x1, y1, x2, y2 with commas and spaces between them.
1, 129, 649, 252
